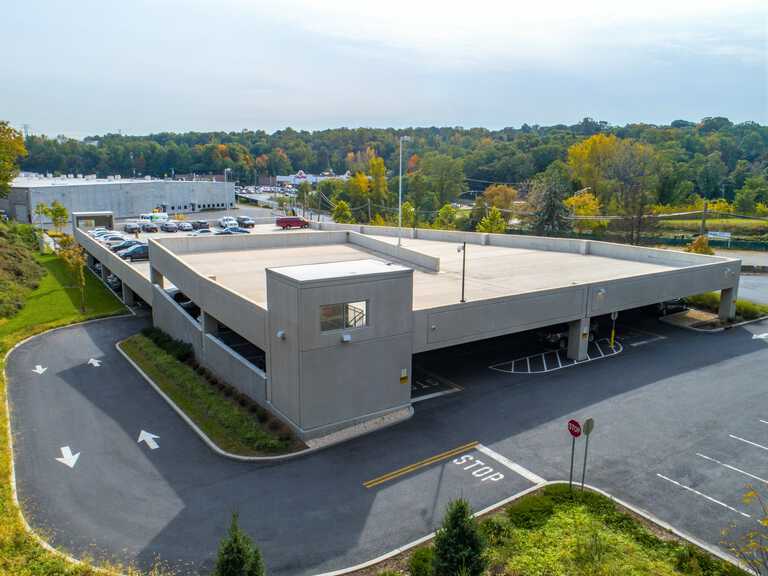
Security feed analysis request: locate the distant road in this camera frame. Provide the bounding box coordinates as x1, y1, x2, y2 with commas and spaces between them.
738, 274, 768, 305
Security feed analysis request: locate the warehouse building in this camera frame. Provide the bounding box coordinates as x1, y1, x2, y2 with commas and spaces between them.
3, 175, 235, 223
73, 218, 742, 442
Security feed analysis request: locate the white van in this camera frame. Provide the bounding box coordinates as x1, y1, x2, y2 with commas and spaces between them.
139, 212, 169, 223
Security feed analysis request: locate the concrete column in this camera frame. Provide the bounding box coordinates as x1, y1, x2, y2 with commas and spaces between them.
121, 284, 136, 306
201, 311, 219, 335
567, 317, 591, 361
719, 286, 738, 322
150, 267, 164, 288
87, 254, 96, 268
100, 265, 109, 282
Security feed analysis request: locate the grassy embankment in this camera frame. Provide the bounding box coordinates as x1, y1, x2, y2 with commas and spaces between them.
686, 292, 768, 321
120, 333, 302, 456
658, 218, 768, 238
375, 485, 747, 576
0, 247, 164, 575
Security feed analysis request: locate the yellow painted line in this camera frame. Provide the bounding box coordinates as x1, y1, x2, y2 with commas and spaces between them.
363, 441, 479, 489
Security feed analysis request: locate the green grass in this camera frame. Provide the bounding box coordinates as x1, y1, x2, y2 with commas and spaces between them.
686, 292, 768, 321
0, 255, 158, 576
658, 218, 768, 237
120, 334, 301, 456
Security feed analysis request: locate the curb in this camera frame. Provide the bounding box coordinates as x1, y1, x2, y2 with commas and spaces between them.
315, 480, 749, 576
661, 312, 768, 333
4, 314, 137, 576
116, 339, 413, 463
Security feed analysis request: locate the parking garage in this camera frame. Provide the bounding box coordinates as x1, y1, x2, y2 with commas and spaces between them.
74, 217, 742, 441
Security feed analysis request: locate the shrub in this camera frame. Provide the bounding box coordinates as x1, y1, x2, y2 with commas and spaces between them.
685, 235, 715, 255
409, 547, 434, 576
140, 327, 194, 362
479, 517, 512, 547
506, 492, 556, 529
214, 512, 265, 576
433, 499, 486, 576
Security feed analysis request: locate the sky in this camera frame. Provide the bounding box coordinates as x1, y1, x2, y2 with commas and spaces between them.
3, 0, 767, 138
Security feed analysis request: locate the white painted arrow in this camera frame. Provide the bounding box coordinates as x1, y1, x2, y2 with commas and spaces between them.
137, 430, 160, 450
753, 333, 768, 341
32, 365, 47, 375
87, 358, 102, 367
56, 446, 80, 468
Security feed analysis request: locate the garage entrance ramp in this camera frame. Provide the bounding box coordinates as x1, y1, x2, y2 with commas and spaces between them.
489, 338, 623, 374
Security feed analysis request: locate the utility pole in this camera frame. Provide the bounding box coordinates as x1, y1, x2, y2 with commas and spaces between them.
398, 135, 411, 247
700, 201, 708, 236
368, 199, 371, 222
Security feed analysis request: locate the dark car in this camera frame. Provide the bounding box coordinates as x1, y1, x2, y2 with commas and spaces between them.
123, 222, 141, 234
537, 321, 599, 350
110, 239, 143, 252
191, 220, 210, 230
140, 222, 159, 233
276, 216, 309, 229
118, 244, 149, 261
236, 216, 256, 228
160, 221, 179, 233
215, 226, 250, 235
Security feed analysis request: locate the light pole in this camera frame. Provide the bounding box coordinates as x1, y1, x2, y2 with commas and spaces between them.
457, 242, 467, 302
398, 135, 411, 247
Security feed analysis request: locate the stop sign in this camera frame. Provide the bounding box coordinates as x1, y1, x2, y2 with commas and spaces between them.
568, 419, 582, 438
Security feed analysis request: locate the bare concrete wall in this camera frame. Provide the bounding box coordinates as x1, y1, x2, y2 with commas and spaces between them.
202, 334, 267, 404
266, 274, 301, 426
347, 232, 440, 272
151, 285, 203, 357
150, 240, 269, 350
154, 230, 348, 255
75, 228, 153, 303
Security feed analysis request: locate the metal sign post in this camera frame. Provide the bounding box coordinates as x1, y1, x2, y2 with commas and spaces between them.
580, 417, 594, 490
567, 419, 582, 491
610, 311, 618, 349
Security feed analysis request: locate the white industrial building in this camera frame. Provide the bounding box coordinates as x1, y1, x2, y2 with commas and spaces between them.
2, 174, 235, 223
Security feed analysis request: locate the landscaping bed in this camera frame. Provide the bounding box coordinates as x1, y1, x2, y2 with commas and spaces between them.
120, 330, 305, 456
685, 292, 768, 323
358, 485, 746, 576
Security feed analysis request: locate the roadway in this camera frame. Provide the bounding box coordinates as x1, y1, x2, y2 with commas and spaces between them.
6, 313, 768, 574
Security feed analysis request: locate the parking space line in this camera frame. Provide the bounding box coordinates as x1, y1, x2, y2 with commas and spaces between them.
475, 444, 546, 485
363, 441, 478, 488
489, 338, 622, 375
729, 434, 768, 452
696, 453, 768, 485
629, 337, 666, 347
759, 420, 768, 425
656, 473, 751, 518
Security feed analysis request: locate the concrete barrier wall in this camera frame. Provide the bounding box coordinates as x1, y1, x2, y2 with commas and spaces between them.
414, 228, 489, 246
75, 228, 153, 303
412, 285, 588, 352
487, 232, 585, 254
587, 240, 733, 268
203, 334, 267, 404
151, 285, 203, 357
348, 232, 440, 272
154, 230, 347, 255
588, 262, 741, 316
149, 240, 269, 350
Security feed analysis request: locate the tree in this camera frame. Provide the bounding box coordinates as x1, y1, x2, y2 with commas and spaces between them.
331, 200, 354, 223
723, 486, 768, 576
482, 184, 518, 210
369, 156, 389, 206
528, 161, 571, 236
0, 121, 27, 197
346, 172, 370, 220
297, 181, 312, 216
567, 133, 621, 206
476, 207, 506, 234
733, 186, 757, 214
59, 240, 87, 312
433, 499, 486, 576
420, 153, 466, 204
434, 203, 457, 230
49, 200, 69, 233
564, 190, 602, 234
34, 202, 50, 237
214, 513, 265, 576
400, 201, 416, 228
737, 176, 768, 205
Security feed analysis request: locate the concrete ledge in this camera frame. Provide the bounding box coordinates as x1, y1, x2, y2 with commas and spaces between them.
348, 231, 440, 272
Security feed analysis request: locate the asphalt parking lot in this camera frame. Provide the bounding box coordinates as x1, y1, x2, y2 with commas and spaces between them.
6, 310, 768, 575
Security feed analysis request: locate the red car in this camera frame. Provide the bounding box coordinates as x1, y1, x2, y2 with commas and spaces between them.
276, 216, 309, 229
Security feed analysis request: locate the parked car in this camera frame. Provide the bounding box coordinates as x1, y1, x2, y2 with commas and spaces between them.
537, 321, 600, 350
110, 239, 144, 253
98, 234, 127, 244
105, 274, 121, 291
218, 217, 238, 228
276, 216, 309, 229
215, 226, 250, 235
177, 222, 193, 232
191, 219, 210, 230
88, 227, 109, 236
654, 299, 687, 317
118, 244, 149, 261
123, 222, 141, 234
140, 222, 159, 233
236, 216, 256, 228
160, 221, 179, 233
188, 229, 214, 236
